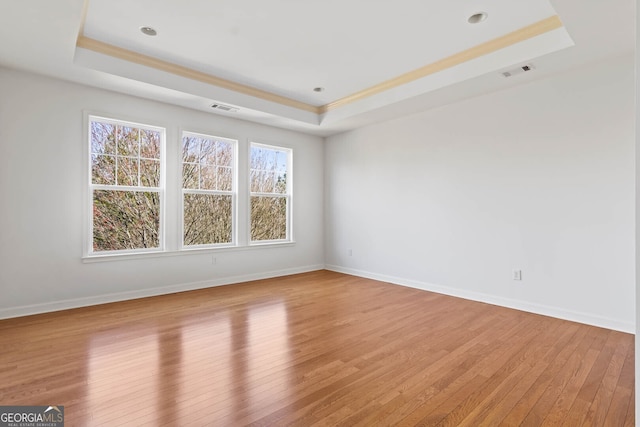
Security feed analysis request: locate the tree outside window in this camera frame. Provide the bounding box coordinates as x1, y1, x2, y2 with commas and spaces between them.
89, 117, 164, 253
250, 143, 291, 242
182, 133, 236, 247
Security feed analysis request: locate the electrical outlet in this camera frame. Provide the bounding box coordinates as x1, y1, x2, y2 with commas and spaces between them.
513, 270, 522, 281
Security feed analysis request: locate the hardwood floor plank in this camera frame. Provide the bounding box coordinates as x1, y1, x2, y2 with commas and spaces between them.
517, 327, 598, 425
624, 386, 635, 427
391, 317, 555, 426
561, 329, 627, 426
369, 310, 542, 423
603, 344, 635, 426
431, 320, 571, 427
0, 270, 633, 426
471, 322, 586, 426
537, 339, 601, 425
582, 332, 632, 425
501, 325, 609, 426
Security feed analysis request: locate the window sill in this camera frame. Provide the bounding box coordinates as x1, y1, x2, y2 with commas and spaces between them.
82, 241, 296, 263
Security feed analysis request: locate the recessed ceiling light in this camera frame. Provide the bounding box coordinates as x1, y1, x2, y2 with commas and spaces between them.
140, 26, 157, 36
468, 12, 488, 24
313, 87, 325, 93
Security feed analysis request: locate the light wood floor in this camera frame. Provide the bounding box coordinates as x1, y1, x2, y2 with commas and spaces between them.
0, 270, 634, 426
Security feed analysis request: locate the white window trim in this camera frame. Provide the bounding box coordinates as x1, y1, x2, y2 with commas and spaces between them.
85, 114, 166, 257
179, 131, 239, 250
248, 142, 293, 245
81, 241, 296, 263
82, 116, 295, 262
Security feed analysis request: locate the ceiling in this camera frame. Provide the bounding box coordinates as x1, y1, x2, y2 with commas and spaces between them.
0, 0, 634, 136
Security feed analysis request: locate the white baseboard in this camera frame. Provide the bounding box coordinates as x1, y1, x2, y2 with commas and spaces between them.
325, 264, 635, 334
0, 264, 325, 320
4, 264, 633, 334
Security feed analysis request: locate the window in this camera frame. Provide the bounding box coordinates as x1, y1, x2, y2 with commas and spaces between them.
181, 132, 236, 247
89, 116, 164, 253
86, 115, 291, 259
250, 143, 292, 242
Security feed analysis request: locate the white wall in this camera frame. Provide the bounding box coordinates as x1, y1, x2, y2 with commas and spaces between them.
0, 68, 324, 317
325, 55, 635, 332
0, 56, 634, 333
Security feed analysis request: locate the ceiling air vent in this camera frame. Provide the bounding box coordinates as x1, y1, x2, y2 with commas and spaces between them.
501, 63, 536, 78
211, 103, 239, 112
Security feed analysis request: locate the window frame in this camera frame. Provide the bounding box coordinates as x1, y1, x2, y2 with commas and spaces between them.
86, 114, 166, 257
179, 131, 238, 250
248, 142, 293, 245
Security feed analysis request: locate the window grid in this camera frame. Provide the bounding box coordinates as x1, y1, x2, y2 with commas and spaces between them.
88, 116, 165, 255
249, 143, 291, 243
181, 132, 237, 248
87, 117, 292, 258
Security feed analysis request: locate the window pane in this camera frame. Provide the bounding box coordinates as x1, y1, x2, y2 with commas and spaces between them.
118, 126, 140, 157
250, 170, 264, 193
265, 171, 276, 193
251, 146, 278, 171
252, 171, 274, 193
250, 146, 264, 170
218, 166, 232, 191
217, 141, 232, 166
265, 150, 276, 171
275, 151, 287, 174
183, 194, 232, 245
274, 151, 287, 194
200, 165, 216, 190
140, 159, 160, 187
91, 122, 116, 154
251, 196, 287, 241
199, 138, 215, 162
275, 171, 287, 194
92, 154, 115, 185
182, 134, 235, 192
182, 137, 199, 162
250, 146, 288, 194
182, 163, 199, 189
117, 157, 138, 186
93, 190, 160, 251
141, 130, 160, 159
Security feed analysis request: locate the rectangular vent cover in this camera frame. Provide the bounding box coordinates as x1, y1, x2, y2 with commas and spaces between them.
211, 103, 239, 112
502, 63, 536, 78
